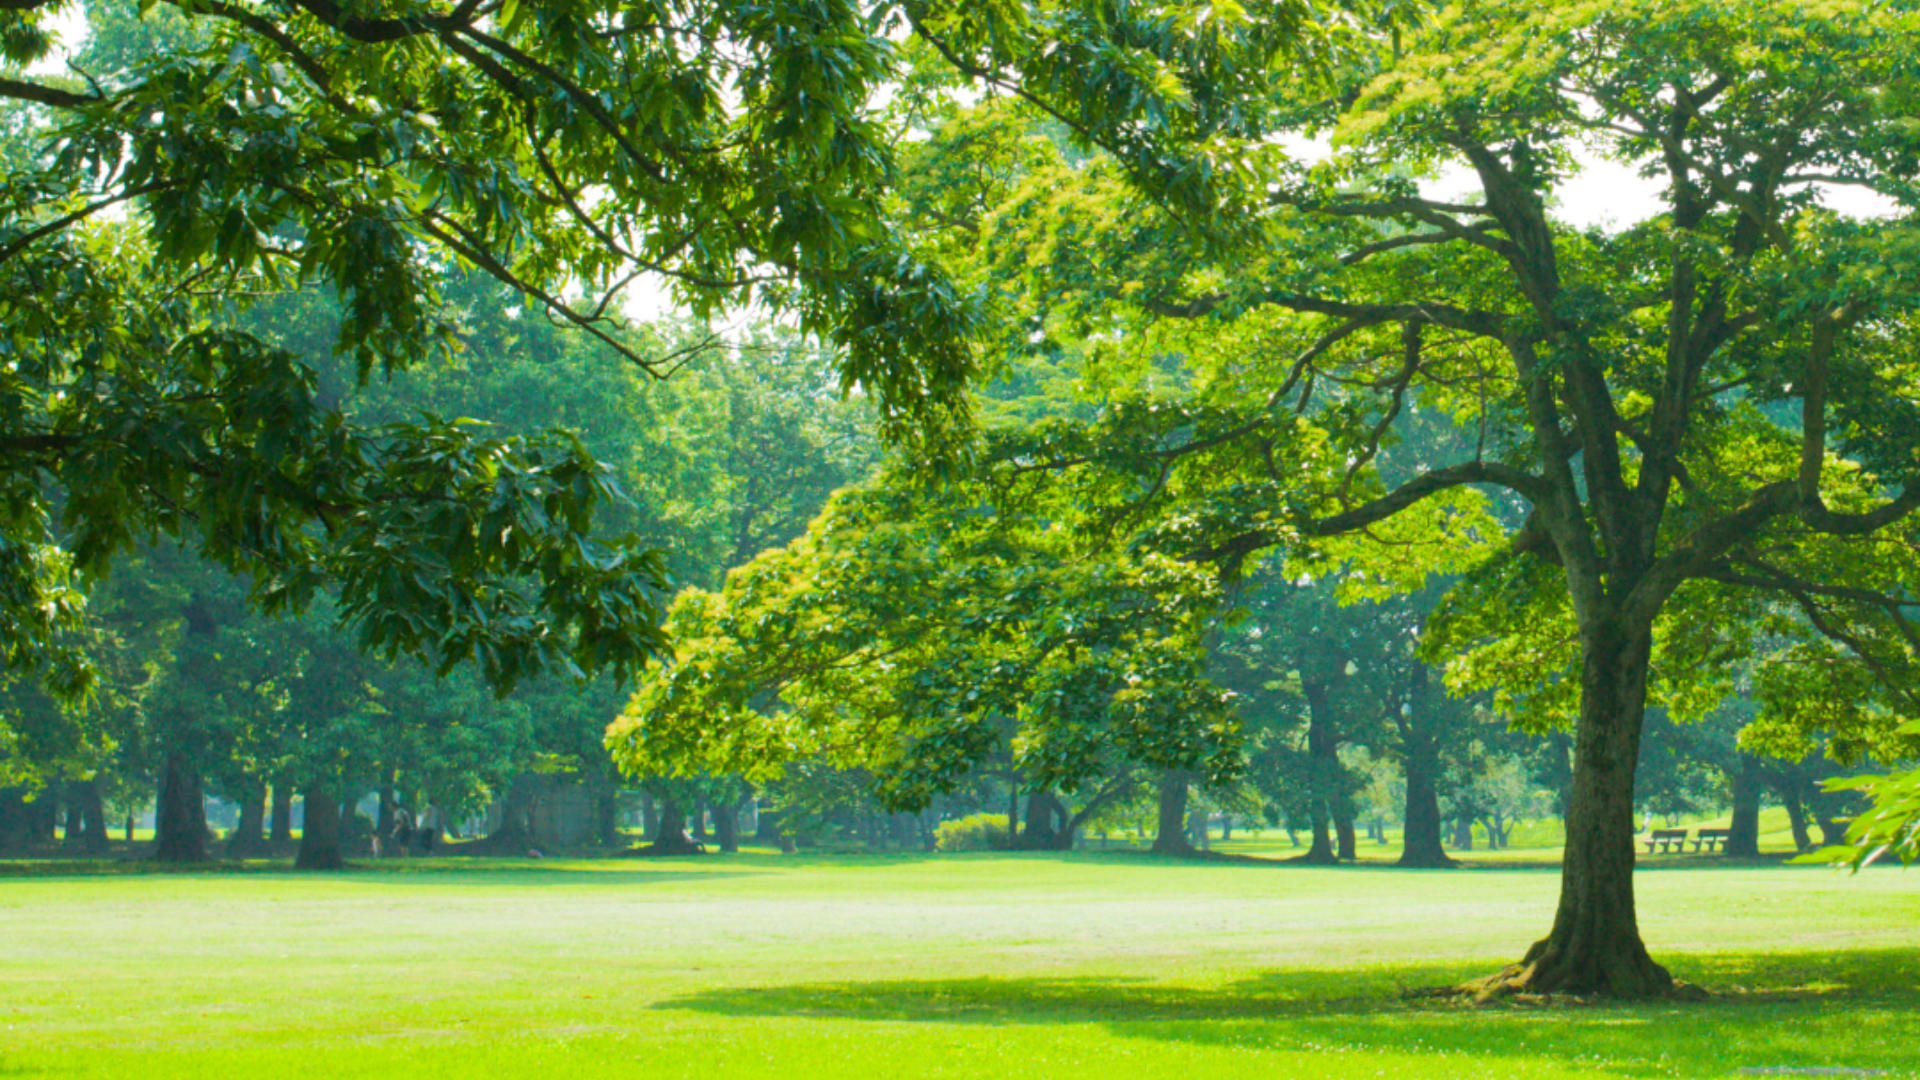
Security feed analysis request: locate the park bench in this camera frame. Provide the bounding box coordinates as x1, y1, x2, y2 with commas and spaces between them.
1693, 827, 1732, 853
1645, 828, 1689, 854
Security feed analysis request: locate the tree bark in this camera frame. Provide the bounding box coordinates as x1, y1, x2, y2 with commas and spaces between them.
1479, 620, 1672, 998
1770, 771, 1813, 853
1151, 770, 1194, 855
1398, 736, 1455, 867
714, 798, 740, 853
154, 751, 208, 863
227, 781, 267, 858
1299, 680, 1340, 865
1334, 807, 1357, 862
295, 787, 344, 870
0, 787, 29, 851
76, 779, 109, 853
1725, 755, 1763, 858
269, 785, 294, 850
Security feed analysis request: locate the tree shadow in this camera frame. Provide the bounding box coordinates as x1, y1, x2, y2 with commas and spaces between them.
656, 949, 1920, 1078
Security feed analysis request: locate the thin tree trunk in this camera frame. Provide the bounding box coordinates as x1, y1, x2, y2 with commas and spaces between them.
295, 787, 344, 870
154, 751, 208, 863
1725, 756, 1763, 858
269, 785, 293, 850
62, 783, 83, 849
1772, 773, 1813, 853
715, 798, 740, 853
1481, 620, 1671, 998
1151, 770, 1194, 855
377, 779, 397, 844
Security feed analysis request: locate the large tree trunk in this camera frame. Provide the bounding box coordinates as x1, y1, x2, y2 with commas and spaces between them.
269, 785, 294, 850
227, 782, 267, 858
1398, 738, 1455, 867
1479, 621, 1672, 999
1151, 771, 1194, 855
714, 798, 740, 853
154, 752, 208, 863
1724, 756, 1763, 858
295, 788, 345, 869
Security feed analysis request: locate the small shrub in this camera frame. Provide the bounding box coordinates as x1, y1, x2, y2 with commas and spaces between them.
933, 812, 1009, 852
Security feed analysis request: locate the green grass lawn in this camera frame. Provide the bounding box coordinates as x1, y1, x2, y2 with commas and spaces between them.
2, 852, 1915, 1079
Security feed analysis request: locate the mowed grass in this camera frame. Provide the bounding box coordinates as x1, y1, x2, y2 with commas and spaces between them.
2, 853, 1916, 1079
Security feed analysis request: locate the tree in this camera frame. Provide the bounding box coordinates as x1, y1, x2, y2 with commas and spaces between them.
1, 0, 992, 754
913, 2, 1920, 997
608, 477, 1240, 832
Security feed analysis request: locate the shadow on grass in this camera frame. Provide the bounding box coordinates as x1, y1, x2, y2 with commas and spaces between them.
656, 949, 1920, 1078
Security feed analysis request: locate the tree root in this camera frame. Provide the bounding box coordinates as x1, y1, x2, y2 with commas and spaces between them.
1408, 962, 1708, 1006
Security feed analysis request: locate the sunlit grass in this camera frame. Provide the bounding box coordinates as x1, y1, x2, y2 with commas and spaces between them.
1, 852, 1914, 1078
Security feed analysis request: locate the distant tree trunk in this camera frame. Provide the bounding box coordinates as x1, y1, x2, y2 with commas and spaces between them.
1006, 785, 1019, 842
62, 785, 83, 848
269, 785, 294, 850
1780, 790, 1811, 852
1021, 791, 1074, 850
1333, 807, 1357, 862
1451, 816, 1475, 851
295, 788, 344, 870
590, 772, 621, 848
1398, 738, 1454, 867
0, 787, 29, 851
624, 795, 703, 855
1725, 756, 1763, 858
640, 791, 658, 838
714, 799, 739, 853
29, 784, 57, 845
227, 782, 267, 858
124, 810, 135, 844
1151, 771, 1194, 855
1299, 679, 1341, 865
77, 779, 108, 853
1219, 815, 1234, 841
689, 797, 709, 842
154, 752, 208, 863
377, 779, 397, 845
483, 774, 537, 851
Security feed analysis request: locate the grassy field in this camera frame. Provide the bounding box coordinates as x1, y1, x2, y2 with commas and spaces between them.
2, 852, 1915, 1079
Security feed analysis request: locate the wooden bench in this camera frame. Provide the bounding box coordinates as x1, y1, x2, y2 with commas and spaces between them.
1693, 827, 1732, 853
1645, 828, 1689, 854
